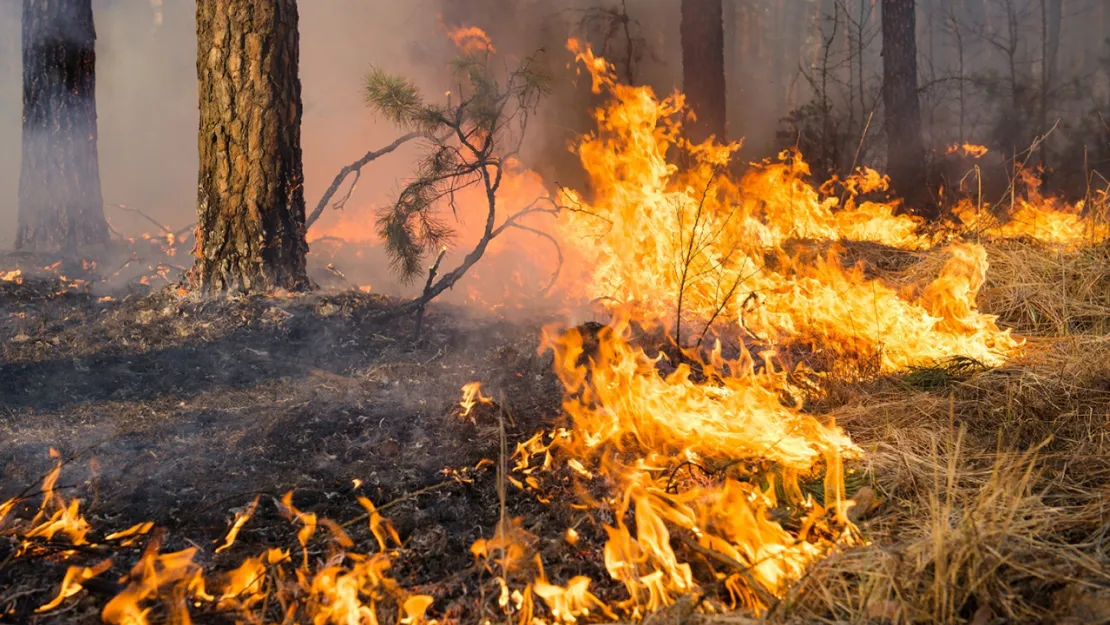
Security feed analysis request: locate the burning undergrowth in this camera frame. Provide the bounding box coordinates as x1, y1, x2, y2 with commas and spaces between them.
5, 34, 1110, 625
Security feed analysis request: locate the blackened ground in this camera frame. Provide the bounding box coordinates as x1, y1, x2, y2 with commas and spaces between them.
0, 276, 601, 624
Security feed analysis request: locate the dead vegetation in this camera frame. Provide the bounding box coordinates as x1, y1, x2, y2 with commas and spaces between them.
766, 241, 1110, 624
1, 232, 1108, 624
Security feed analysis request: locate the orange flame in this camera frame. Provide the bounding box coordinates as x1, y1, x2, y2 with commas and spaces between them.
446, 24, 496, 55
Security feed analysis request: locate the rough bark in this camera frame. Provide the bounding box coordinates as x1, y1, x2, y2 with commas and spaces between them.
681, 0, 727, 144
881, 0, 934, 219
191, 0, 308, 293
17, 0, 109, 253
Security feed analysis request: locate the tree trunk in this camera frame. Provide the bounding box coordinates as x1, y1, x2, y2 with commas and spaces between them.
681, 0, 727, 144
17, 0, 108, 254
1039, 0, 1061, 177
191, 0, 308, 293
881, 0, 934, 219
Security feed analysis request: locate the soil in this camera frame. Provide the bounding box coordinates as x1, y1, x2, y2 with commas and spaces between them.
0, 267, 599, 624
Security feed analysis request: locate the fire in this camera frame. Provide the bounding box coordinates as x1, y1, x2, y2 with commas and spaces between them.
12, 461, 93, 551
37, 559, 113, 613
954, 170, 1109, 247
4, 459, 435, 624
459, 381, 492, 418
455, 38, 1070, 620
946, 142, 989, 158
558, 39, 1016, 370
214, 496, 259, 553
445, 24, 496, 55
14, 26, 1110, 625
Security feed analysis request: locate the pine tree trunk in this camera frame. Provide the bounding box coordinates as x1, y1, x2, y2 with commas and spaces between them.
681, 0, 727, 144
192, 0, 308, 293
881, 0, 934, 219
17, 0, 108, 254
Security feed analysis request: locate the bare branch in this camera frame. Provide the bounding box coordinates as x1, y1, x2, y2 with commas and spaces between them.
306, 131, 424, 230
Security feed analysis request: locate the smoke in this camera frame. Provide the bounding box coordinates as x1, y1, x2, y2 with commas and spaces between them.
0, 0, 458, 251
3, 1, 1107, 264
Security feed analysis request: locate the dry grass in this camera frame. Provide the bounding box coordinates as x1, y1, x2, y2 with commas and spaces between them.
763, 240, 1110, 624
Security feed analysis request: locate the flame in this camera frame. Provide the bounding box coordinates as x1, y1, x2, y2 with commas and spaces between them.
445, 24, 496, 55
20, 462, 92, 549
459, 381, 492, 418
19, 28, 1110, 625
558, 39, 1017, 369
946, 142, 989, 158
37, 559, 113, 612
954, 171, 1109, 247
454, 38, 1048, 619
102, 539, 209, 625
105, 522, 155, 547
214, 496, 259, 554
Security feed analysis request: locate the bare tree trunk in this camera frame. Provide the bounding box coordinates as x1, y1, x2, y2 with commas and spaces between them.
881, 0, 934, 218
17, 0, 109, 254
681, 0, 727, 144
1038, 0, 1061, 177
191, 0, 309, 293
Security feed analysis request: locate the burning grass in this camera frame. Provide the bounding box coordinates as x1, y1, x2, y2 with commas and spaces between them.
5, 33, 1110, 625
4, 237, 1110, 624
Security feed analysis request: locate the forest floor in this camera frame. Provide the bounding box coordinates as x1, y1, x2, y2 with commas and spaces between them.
2, 238, 1110, 624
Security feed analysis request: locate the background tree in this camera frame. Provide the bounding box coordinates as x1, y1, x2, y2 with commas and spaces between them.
17, 0, 109, 254
880, 0, 933, 218
191, 0, 308, 293
681, 0, 727, 144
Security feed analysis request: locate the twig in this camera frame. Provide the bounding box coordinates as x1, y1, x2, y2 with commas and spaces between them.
840, 110, 874, 208
676, 535, 777, 607
109, 204, 173, 235
338, 479, 459, 530
378, 197, 561, 322
412, 247, 448, 342
506, 223, 563, 295
306, 132, 425, 229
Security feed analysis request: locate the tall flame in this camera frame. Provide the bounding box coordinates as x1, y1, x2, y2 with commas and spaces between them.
469, 38, 1031, 619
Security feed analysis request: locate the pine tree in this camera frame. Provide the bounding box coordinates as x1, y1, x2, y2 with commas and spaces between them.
881, 0, 934, 219
681, 0, 727, 144
191, 0, 309, 293
17, 0, 109, 253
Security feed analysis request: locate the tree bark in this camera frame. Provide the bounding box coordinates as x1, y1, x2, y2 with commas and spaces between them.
881, 0, 934, 219
17, 0, 109, 254
191, 0, 308, 293
681, 0, 727, 144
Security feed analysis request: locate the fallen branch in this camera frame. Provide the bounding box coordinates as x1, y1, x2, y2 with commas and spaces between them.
305, 131, 424, 229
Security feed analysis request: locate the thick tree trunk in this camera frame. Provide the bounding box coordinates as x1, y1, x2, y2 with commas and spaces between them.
881, 0, 934, 219
191, 0, 308, 293
17, 0, 108, 253
681, 0, 727, 144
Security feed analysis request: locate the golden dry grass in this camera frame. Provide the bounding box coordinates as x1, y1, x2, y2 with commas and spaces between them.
763, 240, 1110, 624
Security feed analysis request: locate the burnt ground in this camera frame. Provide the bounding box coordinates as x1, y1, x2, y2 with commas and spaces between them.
0, 272, 609, 624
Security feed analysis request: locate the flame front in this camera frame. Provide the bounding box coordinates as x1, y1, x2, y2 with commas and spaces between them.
467, 39, 1033, 619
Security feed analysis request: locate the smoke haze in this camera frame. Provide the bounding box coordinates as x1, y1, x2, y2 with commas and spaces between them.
2, 0, 1109, 258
